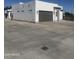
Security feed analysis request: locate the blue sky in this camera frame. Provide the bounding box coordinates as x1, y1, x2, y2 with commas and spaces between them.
4, 0, 74, 12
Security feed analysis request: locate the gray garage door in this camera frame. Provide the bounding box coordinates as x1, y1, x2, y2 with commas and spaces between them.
39, 11, 53, 22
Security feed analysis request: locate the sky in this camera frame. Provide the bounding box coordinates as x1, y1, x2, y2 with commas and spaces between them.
4, 0, 74, 12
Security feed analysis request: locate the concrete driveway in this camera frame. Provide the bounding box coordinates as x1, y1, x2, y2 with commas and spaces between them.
4, 20, 74, 59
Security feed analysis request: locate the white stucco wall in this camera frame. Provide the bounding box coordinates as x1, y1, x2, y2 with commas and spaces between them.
12, 0, 63, 23
12, 1, 35, 22
59, 10, 63, 20
35, 0, 63, 22
36, 1, 54, 11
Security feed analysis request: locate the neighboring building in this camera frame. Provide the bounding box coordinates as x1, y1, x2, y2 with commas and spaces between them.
12, 0, 63, 23
4, 9, 12, 19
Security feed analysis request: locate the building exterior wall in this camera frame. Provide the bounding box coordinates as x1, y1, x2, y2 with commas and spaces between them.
12, 0, 63, 23
4, 9, 12, 19
36, 0, 55, 11
59, 10, 63, 20
35, 0, 54, 23
12, 1, 35, 22
53, 6, 63, 21
35, 0, 63, 22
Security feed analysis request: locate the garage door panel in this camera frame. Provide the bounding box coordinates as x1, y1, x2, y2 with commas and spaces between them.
39, 11, 53, 22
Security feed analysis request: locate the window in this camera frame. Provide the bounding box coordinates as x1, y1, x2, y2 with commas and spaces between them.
28, 4, 30, 8
17, 11, 19, 12
28, 9, 32, 11
61, 10, 63, 11
22, 5, 24, 8
21, 10, 24, 12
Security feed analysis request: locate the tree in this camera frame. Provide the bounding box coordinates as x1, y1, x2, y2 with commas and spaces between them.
4, 6, 12, 10
63, 12, 74, 21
